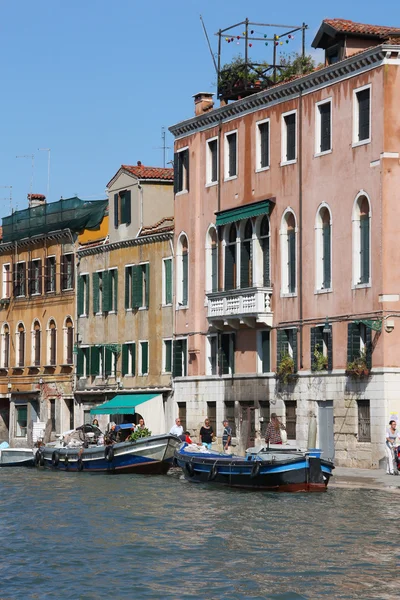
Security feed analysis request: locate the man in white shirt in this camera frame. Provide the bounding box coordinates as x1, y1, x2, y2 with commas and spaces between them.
170, 418, 184, 437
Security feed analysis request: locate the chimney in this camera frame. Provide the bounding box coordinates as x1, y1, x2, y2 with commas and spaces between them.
193, 92, 214, 116
28, 193, 46, 208
137, 160, 142, 167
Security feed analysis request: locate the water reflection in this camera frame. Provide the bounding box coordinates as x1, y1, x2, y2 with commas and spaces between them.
0, 469, 399, 599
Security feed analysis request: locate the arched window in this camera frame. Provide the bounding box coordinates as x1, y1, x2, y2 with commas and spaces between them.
47, 319, 57, 366
280, 210, 297, 295
240, 220, 253, 289
205, 226, 218, 293
176, 234, 189, 306
64, 317, 74, 365
260, 216, 270, 287
32, 320, 41, 366
224, 223, 237, 290
1, 323, 10, 368
315, 205, 332, 290
352, 193, 371, 286
16, 322, 25, 367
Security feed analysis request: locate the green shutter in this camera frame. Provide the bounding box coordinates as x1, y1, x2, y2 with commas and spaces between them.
165, 340, 172, 372
358, 89, 370, 141
173, 152, 179, 194
347, 323, 361, 363
224, 245, 235, 291
310, 327, 316, 371
125, 266, 131, 309
277, 329, 284, 365
144, 264, 150, 308
132, 265, 142, 308
90, 345, 100, 376
141, 342, 148, 375
240, 241, 250, 289
327, 326, 333, 371
360, 216, 370, 284
173, 340, 183, 377
102, 271, 110, 312
92, 272, 99, 314
323, 223, 331, 289
182, 253, 188, 305
85, 275, 90, 315
261, 331, 270, 373
288, 230, 296, 293
113, 270, 118, 312
262, 237, 270, 286
286, 113, 296, 161
105, 347, 112, 377
291, 329, 298, 372
125, 190, 131, 225
311, 327, 323, 371
365, 327, 372, 369
77, 347, 84, 377
320, 102, 331, 152
131, 343, 136, 376
183, 149, 189, 192
165, 259, 172, 304
122, 344, 129, 376
114, 194, 119, 228
77, 276, 84, 316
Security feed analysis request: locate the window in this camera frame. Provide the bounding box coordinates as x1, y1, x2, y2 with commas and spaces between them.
353, 85, 371, 145
310, 325, 332, 371
93, 271, 104, 313
2, 263, 11, 298
29, 259, 42, 295
206, 334, 218, 376
163, 258, 173, 305
15, 404, 27, 437
240, 220, 253, 289
77, 274, 90, 316
205, 226, 218, 293
206, 137, 218, 184
281, 111, 297, 164
76, 346, 90, 378
260, 216, 270, 286
220, 333, 235, 376
280, 210, 297, 295
224, 224, 237, 291
1, 323, 10, 368
277, 328, 298, 372
32, 320, 41, 366
125, 264, 149, 310
256, 119, 270, 171
64, 317, 74, 365
347, 322, 372, 369
315, 205, 332, 291
224, 401, 236, 436
45, 256, 56, 293
315, 100, 332, 154
61, 254, 74, 290
352, 193, 371, 287
16, 322, 25, 367
224, 131, 237, 179
163, 339, 172, 373
122, 342, 136, 376
104, 346, 118, 378
174, 148, 189, 194
258, 330, 270, 374
103, 268, 118, 312
173, 338, 187, 377
139, 341, 149, 376
14, 262, 26, 297
357, 400, 371, 442
47, 319, 57, 366
114, 190, 132, 227
49, 399, 56, 432
176, 235, 188, 307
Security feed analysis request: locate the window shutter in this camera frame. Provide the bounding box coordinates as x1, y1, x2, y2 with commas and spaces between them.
277, 329, 284, 365
102, 271, 110, 312
114, 193, 119, 228
311, 327, 324, 371
67, 327, 73, 365
132, 265, 142, 308
320, 103, 331, 152
327, 325, 333, 371
228, 134, 237, 177
77, 276, 84, 316
181, 338, 188, 376
347, 323, 361, 363
165, 340, 172, 372
211, 246, 218, 292
92, 272, 99, 314
28, 261, 33, 296
323, 223, 331, 289
360, 215, 370, 284
125, 266, 130, 309
286, 114, 296, 161
35, 329, 41, 366
141, 342, 148, 375
262, 237, 270, 286
183, 150, 189, 192
69, 255, 75, 289
288, 230, 296, 293
173, 152, 180, 194
182, 253, 188, 305
144, 264, 150, 308
211, 140, 218, 181
291, 329, 298, 372
310, 327, 316, 371
113, 270, 118, 312
131, 343, 136, 376
44, 259, 49, 293
90, 345, 100, 376
220, 334, 230, 375
358, 89, 370, 141
165, 259, 172, 304
37, 259, 43, 294
125, 190, 131, 225
365, 326, 372, 369
85, 275, 90, 315
77, 347, 84, 377
105, 347, 112, 377
240, 241, 251, 289
224, 245, 235, 291
12, 263, 17, 296
50, 328, 56, 365
173, 340, 183, 377
60, 255, 65, 291
261, 331, 270, 373
260, 122, 269, 168
122, 344, 129, 376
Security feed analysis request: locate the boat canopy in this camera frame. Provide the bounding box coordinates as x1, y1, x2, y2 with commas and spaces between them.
89, 393, 160, 415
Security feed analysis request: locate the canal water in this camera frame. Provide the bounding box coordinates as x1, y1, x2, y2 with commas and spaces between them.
0, 469, 399, 600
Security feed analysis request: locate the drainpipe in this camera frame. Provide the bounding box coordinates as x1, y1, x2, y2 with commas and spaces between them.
217, 117, 223, 291
298, 86, 304, 369
137, 181, 143, 237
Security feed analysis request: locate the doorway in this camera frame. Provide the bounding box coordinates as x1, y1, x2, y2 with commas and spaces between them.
317, 400, 334, 460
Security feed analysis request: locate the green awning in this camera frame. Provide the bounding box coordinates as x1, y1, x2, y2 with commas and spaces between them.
90, 393, 160, 415
215, 199, 273, 227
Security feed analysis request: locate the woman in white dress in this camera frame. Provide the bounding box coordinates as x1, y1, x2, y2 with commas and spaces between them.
385, 420, 399, 475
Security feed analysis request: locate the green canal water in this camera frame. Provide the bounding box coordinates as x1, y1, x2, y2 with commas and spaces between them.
0, 469, 398, 600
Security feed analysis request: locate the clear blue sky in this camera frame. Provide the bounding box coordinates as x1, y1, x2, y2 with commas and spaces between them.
0, 1, 397, 219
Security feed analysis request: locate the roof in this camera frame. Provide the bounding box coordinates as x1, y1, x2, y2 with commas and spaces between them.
122, 164, 174, 181
139, 216, 174, 236
312, 18, 400, 48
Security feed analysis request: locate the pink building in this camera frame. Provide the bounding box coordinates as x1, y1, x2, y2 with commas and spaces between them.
169, 19, 400, 468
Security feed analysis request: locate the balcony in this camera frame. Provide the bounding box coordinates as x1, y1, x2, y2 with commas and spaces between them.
206, 287, 273, 329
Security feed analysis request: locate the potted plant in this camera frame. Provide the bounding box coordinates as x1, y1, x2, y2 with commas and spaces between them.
345, 349, 370, 379
312, 344, 328, 372
276, 353, 297, 385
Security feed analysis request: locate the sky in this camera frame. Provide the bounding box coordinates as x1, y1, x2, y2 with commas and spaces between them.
0, 0, 398, 219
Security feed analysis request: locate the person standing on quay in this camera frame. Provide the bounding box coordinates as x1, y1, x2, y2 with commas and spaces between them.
199, 418, 214, 449
385, 420, 399, 475
265, 413, 286, 445
222, 419, 232, 454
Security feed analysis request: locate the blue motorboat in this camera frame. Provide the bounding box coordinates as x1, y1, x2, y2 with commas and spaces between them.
174, 443, 334, 492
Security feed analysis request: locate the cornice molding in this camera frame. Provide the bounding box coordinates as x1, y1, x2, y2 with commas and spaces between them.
169, 45, 398, 139
78, 231, 173, 257
0, 229, 73, 255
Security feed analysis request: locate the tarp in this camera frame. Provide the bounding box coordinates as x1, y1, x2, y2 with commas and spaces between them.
90, 393, 159, 415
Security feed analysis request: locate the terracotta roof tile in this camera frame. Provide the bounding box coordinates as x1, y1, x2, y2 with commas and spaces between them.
323, 18, 400, 38
139, 216, 174, 236
122, 164, 174, 181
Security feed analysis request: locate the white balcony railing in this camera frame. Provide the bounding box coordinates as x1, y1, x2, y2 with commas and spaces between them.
206, 287, 273, 327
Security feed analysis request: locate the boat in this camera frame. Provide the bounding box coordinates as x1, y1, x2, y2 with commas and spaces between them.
174, 443, 335, 492
0, 445, 35, 467
35, 424, 181, 474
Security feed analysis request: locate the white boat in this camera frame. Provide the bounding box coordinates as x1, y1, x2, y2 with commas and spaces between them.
0, 447, 35, 467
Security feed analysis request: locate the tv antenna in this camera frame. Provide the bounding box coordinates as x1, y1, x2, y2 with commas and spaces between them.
16, 154, 35, 200
155, 127, 171, 168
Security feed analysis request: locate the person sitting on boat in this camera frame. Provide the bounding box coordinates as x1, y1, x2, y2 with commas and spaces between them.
265, 413, 286, 445
92, 418, 99, 427
184, 431, 193, 444
105, 423, 118, 445
200, 418, 214, 450
385, 420, 399, 475
137, 418, 145, 429
170, 418, 184, 437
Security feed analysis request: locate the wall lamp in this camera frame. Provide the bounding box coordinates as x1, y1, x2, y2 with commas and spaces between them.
323, 317, 331, 335
7, 382, 12, 391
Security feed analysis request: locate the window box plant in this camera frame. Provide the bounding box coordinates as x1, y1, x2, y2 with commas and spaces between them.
312, 344, 328, 372
276, 353, 297, 385
345, 349, 370, 379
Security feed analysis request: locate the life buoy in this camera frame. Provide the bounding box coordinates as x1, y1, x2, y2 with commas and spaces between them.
77, 456, 84, 471
251, 461, 261, 478
105, 445, 114, 462
51, 451, 60, 467
185, 461, 195, 477
208, 464, 218, 481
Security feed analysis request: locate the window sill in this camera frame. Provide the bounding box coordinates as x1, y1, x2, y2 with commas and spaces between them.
314, 149, 332, 158
162, 303, 173, 308
95, 312, 103, 316
176, 304, 188, 310
138, 373, 149, 377
61, 288, 74, 292
79, 314, 88, 318
280, 292, 297, 298
44, 364, 56, 369
45, 290, 55, 295
138, 306, 148, 311
205, 181, 218, 188
255, 166, 270, 173
280, 159, 297, 167
107, 310, 117, 315
31, 293, 41, 297
314, 288, 333, 295
224, 175, 238, 182
352, 282, 371, 290
352, 138, 371, 148
175, 190, 188, 197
